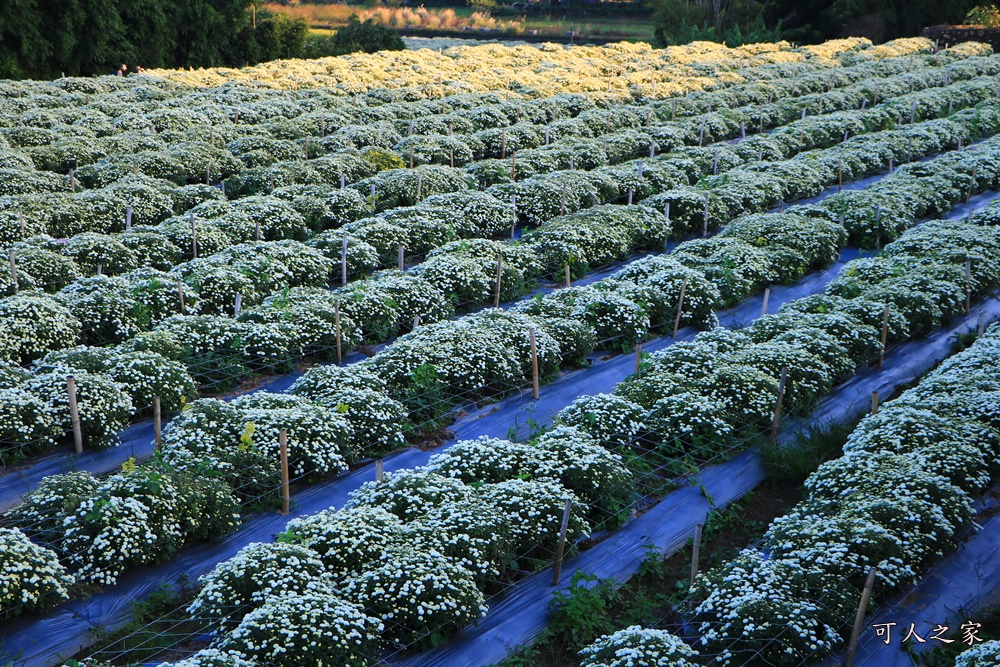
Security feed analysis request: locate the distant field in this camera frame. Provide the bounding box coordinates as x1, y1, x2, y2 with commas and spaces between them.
266, 2, 655, 42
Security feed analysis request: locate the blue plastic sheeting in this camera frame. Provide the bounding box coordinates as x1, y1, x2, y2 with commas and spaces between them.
0, 243, 864, 667
4, 192, 998, 666
393, 293, 1000, 667
842, 499, 1000, 667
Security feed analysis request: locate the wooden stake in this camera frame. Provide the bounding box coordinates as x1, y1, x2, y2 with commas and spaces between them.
703, 195, 710, 236
234, 293, 242, 317
279, 428, 290, 515
189, 213, 198, 258
8, 248, 18, 294
966, 259, 972, 314
369, 184, 376, 210
177, 281, 186, 314
409, 146, 414, 169
340, 173, 345, 189
838, 159, 843, 191
417, 174, 423, 200
672, 277, 688, 338
561, 185, 567, 215
871, 391, 879, 415
977, 312, 985, 337
375, 460, 384, 484
255, 219, 261, 242
334, 299, 343, 365
67, 376, 83, 454
413, 314, 420, 330
552, 499, 572, 586
770, 366, 788, 443
529, 328, 540, 399
341, 236, 348, 286
627, 189, 633, 206
494, 252, 503, 308
878, 305, 890, 369
501, 128, 507, 159
449, 148, 454, 168
690, 523, 704, 586
398, 245, 405, 270
844, 567, 878, 667
761, 288, 770, 317
125, 206, 133, 231
635, 342, 642, 375
967, 166, 978, 204
153, 396, 162, 449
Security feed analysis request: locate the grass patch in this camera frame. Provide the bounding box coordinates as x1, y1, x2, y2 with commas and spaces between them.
757, 418, 858, 483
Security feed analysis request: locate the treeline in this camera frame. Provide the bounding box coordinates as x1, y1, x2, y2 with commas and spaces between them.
0, 0, 400, 80
651, 0, 985, 46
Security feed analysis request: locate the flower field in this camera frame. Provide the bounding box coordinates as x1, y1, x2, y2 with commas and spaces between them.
2, 35, 1000, 667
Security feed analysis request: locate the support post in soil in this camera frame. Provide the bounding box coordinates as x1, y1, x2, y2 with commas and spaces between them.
770, 366, 788, 444
341, 236, 348, 286
234, 293, 242, 318
398, 246, 405, 271
552, 499, 573, 586
703, 196, 709, 236
125, 206, 132, 231
417, 174, 423, 200
340, 173, 345, 190
761, 288, 770, 317
501, 128, 507, 159
494, 252, 503, 309
529, 328, 540, 400
190, 213, 198, 258
67, 376, 83, 454
254, 219, 261, 243
177, 281, 186, 314
279, 428, 290, 515
690, 523, 704, 586
635, 342, 642, 375
376, 460, 384, 484
871, 391, 879, 415
966, 259, 973, 314
967, 166, 978, 204
153, 396, 162, 450
413, 314, 420, 330
672, 277, 688, 339
370, 184, 376, 210
627, 189, 633, 206
565, 263, 571, 288
978, 312, 986, 337
844, 567, 878, 667
561, 185, 567, 215
511, 150, 516, 181
409, 146, 414, 169
334, 299, 343, 366
8, 248, 17, 294
878, 305, 890, 369
838, 158, 843, 192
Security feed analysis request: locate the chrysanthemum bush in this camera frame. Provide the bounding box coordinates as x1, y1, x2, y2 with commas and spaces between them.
22, 369, 132, 448
280, 506, 406, 579
219, 591, 382, 666
956, 640, 1000, 667
188, 541, 332, 627
682, 326, 1000, 665
555, 394, 646, 450
0, 387, 61, 465
343, 546, 487, 650
0, 527, 73, 620
0, 293, 82, 364
578, 626, 699, 667
230, 393, 353, 478
154, 648, 252, 667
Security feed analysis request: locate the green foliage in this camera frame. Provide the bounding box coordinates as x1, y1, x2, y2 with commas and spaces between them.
363, 148, 406, 173
301, 16, 406, 58
965, 4, 1000, 26
547, 571, 620, 652
757, 420, 855, 483
0, 1, 309, 80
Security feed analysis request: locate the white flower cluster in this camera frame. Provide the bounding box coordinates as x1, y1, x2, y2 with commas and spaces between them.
956, 640, 1000, 667
578, 626, 699, 667
0, 527, 73, 619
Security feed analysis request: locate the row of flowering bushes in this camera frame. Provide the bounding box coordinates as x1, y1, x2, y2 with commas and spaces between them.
2, 75, 989, 469
581, 320, 1000, 667
141, 206, 1000, 667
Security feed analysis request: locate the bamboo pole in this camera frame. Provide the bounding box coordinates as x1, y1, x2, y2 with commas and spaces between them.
690, 523, 704, 586
279, 429, 290, 515
843, 568, 878, 667
153, 396, 162, 449
672, 277, 688, 338
334, 299, 343, 365
552, 499, 573, 586
878, 305, 890, 369
529, 328, 540, 399
67, 376, 83, 454
770, 366, 788, 444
